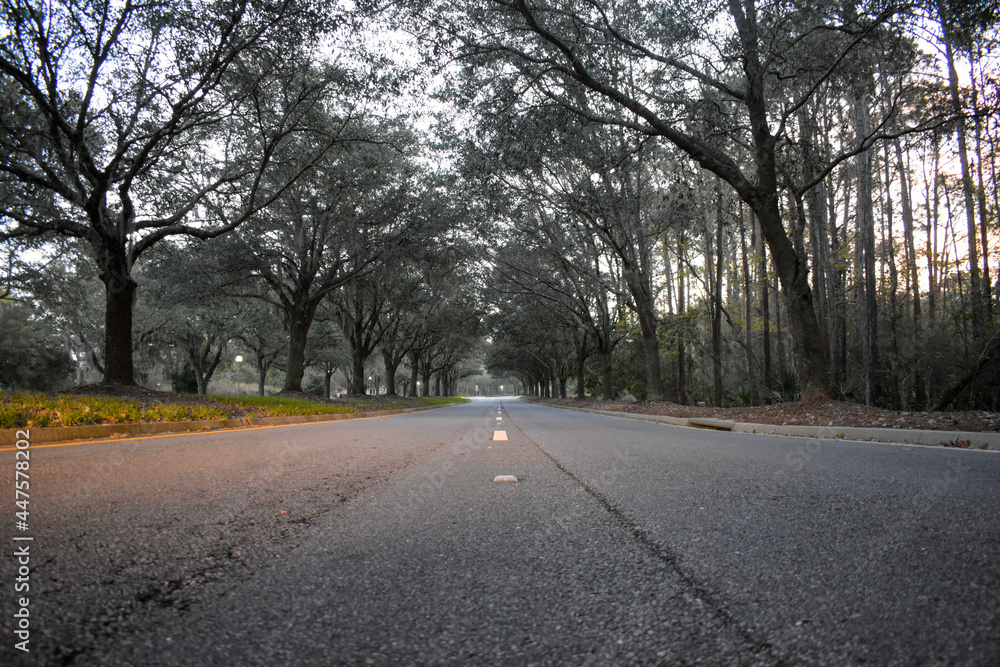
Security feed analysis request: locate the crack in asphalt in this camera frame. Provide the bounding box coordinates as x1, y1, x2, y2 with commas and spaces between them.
507, 414, 788, 666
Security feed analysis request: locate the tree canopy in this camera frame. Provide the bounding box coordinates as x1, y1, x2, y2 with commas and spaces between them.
3, 0, 999, 407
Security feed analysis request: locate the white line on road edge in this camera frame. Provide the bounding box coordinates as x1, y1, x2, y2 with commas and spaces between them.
493, 475, 518, 483
493, 431, 508, 441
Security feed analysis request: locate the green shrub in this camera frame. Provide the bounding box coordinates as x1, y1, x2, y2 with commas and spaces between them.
771, 371, 801, 403
737, 385, 753, 407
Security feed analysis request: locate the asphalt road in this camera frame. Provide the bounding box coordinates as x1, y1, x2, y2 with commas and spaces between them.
2, 397, 998, 665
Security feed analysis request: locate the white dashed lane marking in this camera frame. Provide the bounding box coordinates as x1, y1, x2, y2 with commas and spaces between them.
493, 431, 508, 441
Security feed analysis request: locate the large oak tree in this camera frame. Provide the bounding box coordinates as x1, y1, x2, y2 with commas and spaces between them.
401, 0, 935, 398
0, 0, 343, 384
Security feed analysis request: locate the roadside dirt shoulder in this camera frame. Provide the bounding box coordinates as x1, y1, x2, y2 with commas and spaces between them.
531, 397, 1000, 434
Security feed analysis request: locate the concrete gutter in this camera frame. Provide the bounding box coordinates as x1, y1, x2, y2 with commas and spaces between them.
0, 403, 458, 448
539, 402, 1000, 452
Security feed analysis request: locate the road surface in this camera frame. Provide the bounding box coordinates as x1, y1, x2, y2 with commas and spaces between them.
2, 397, 998, 665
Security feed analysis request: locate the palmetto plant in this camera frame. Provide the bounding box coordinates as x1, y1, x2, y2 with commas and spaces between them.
772, 371, 801, 404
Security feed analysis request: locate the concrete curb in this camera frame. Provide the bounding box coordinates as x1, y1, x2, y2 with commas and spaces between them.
534, 402, 1000, 451
0, 403, 458, 447
730, 422, 1000, 450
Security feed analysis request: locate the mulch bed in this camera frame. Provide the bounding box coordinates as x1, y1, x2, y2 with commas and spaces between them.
534, 397, 1000, 433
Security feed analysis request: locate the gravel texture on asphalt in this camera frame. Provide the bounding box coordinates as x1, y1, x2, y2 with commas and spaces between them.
2, 398, 998, 666
1, 413, 448, 665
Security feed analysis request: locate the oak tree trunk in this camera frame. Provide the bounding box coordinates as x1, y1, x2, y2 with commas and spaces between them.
99, 245, 138, 386
733, 0, 829, 399
350, 342, 366, 395
282, 311, 314, 393
383, 351, 399, 396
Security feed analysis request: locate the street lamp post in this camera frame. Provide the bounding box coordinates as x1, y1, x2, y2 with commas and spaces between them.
234, 355, 244, 395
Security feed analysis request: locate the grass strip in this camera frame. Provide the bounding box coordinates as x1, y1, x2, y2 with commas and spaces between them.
1, 391, 467, 429
0, 392, 227, 429
208, 395, 361, 417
